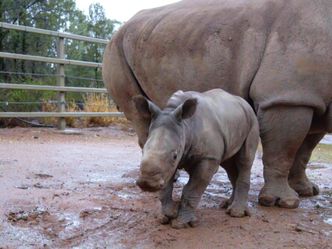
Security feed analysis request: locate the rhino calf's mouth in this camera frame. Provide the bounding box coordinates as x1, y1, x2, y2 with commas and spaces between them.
136, 177, 165, 192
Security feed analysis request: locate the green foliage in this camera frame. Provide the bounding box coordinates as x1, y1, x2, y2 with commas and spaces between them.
0, 0, 120, 113
0, 79, 57, 112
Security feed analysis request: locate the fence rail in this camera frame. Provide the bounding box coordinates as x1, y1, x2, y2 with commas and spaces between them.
0, 22, 108, 44
0, 22, 124, 128
0, 83, 108, 93
0, 112, 123, 118
0, 52, 102, 68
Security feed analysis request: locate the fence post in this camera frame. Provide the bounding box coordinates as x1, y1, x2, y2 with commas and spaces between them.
57, 37, 66, 130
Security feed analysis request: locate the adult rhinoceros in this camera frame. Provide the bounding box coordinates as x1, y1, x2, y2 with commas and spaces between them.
102, 0, 332, 209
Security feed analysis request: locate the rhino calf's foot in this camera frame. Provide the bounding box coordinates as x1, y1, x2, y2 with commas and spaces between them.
220, 197, 234, 209
160, 201, 180, 225
259, 183, 299, 208
170, 200, 200, 229
160, 216, 172, 225
226, 203, 251, 217
289, 178, 319, 197
170, 215, 199, 229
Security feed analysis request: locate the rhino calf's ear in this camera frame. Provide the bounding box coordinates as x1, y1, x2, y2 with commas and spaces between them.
133, 95, 150, 118
132, 95, 161, 119
182, 98, 198, 119
174, 98, 198, 121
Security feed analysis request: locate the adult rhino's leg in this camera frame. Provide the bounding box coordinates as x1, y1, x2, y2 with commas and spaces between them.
171, 160, 218, 229
102, 40, 150, 148
258, 106, 313, 208
288, 133, 325, 196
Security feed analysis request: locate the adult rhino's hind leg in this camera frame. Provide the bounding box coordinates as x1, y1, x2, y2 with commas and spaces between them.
258, 106, 313, 208
102, 39, 150, 148
288, 133, 325, 196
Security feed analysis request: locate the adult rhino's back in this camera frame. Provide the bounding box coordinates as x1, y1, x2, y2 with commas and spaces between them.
104, 0, 332, 112
112, 0, 276, 106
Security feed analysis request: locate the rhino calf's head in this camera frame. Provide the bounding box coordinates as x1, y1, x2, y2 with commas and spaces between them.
133, 95, 197, 192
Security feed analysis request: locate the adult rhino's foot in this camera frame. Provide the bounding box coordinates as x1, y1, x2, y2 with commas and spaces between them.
226, 202, 251, 217
288, 177, 319, 197
259, 183, 300, 208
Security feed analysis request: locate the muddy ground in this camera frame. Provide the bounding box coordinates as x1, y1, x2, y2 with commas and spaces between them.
0, 127, 331, 249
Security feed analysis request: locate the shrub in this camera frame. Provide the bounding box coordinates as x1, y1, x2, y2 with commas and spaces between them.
41, 93, 128, 128
82, 93, 128, 127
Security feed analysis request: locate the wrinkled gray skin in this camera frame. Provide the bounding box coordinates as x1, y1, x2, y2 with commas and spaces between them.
103, 0, 332, 208
134, 89, 259, 228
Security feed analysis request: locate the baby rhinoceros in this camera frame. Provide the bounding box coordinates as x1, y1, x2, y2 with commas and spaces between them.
133, 89, 259, 229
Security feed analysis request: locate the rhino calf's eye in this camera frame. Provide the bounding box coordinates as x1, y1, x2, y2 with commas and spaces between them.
173, 152, 178, 161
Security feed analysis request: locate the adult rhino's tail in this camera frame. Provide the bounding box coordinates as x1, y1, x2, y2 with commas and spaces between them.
102, 30, 150, 147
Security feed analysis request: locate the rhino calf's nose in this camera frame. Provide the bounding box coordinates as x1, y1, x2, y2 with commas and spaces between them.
136, 177, 164, 192
140, 163, 161, 177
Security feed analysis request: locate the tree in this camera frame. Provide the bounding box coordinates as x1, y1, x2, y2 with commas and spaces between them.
65, 3, 120, 88
0, 0, 120, 112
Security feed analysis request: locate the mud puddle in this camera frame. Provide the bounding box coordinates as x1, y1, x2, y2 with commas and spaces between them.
321, 135, 332, 145
0, 127, 331, 249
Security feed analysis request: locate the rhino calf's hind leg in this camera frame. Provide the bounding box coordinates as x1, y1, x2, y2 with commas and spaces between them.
288, 133, 325, 196
225, 126, 258, 217
258, 106, 314, 208
171, 160, 218, 229
221, 158, 238, 209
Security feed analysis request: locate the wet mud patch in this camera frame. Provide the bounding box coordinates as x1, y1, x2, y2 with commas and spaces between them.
34, 173, 54, 179
308, 162, 330, 170
7, 207, 50, 225
0, 127, 331, 248
0, 159, 18, 165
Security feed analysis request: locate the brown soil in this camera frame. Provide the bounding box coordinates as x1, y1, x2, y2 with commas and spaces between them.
0, 127, 331, 249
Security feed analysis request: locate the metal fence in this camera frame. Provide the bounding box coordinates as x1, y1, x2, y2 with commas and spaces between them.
0, 22, 123, 130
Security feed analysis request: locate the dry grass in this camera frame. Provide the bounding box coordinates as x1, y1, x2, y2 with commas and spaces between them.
66, 101, 81, 127
82, 93, 129, 127
41, 100, 58, 126
41, 94, 129, 128
41, 100, 81, 127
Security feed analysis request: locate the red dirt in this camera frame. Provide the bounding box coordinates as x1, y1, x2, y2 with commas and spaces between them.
0, 127, 331, 249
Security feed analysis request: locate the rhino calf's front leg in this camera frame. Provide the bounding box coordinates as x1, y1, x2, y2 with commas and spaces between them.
171, 159, 218, 229
159, 175, 179, 224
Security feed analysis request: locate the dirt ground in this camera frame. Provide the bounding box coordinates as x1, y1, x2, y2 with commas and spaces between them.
0, 127, 331, 249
